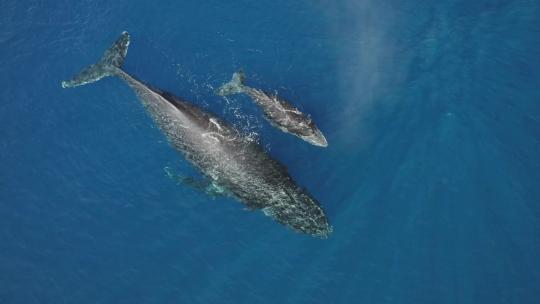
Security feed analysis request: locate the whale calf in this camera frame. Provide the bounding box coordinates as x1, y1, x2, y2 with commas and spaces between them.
62, 32, 331, 237
217, 71, 328, 147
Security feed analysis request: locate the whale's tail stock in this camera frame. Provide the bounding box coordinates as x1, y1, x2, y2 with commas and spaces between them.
216, 70, 247, 96
61, 31, 130, 88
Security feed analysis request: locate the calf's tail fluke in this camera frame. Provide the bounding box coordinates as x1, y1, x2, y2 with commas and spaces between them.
216, 70, 246, 96
61, 31, 130, 88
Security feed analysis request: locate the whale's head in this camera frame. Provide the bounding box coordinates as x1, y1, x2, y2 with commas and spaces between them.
299, 124, 328, 148
304, 128, 328, 147
262, 190, 332, 238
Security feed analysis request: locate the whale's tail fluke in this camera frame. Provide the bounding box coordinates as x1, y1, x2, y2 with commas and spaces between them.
61, 31, 130, 88
217, 70, 246, 96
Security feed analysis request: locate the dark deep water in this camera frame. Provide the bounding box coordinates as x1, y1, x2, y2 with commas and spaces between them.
1, 1, 539, 303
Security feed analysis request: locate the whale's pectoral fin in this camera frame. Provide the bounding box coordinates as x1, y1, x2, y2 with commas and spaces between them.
216, 70, 247, 96
61, 31, 130, 88
205, 181, 231, 197
164, 167, 228, 199
165, 166, 206, 189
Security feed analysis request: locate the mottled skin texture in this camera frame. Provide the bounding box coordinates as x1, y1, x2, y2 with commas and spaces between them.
115, 69, 331, 237
61, 32, 331, 237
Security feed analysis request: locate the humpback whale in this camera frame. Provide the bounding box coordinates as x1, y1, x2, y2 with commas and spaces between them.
61, 32, 331, 238
217, 71, 328, 147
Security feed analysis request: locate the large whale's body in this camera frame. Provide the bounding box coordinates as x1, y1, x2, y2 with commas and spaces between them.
62, 32, 331, 237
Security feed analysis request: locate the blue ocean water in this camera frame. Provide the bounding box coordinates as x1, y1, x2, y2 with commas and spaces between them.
1, 0, 540, 303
